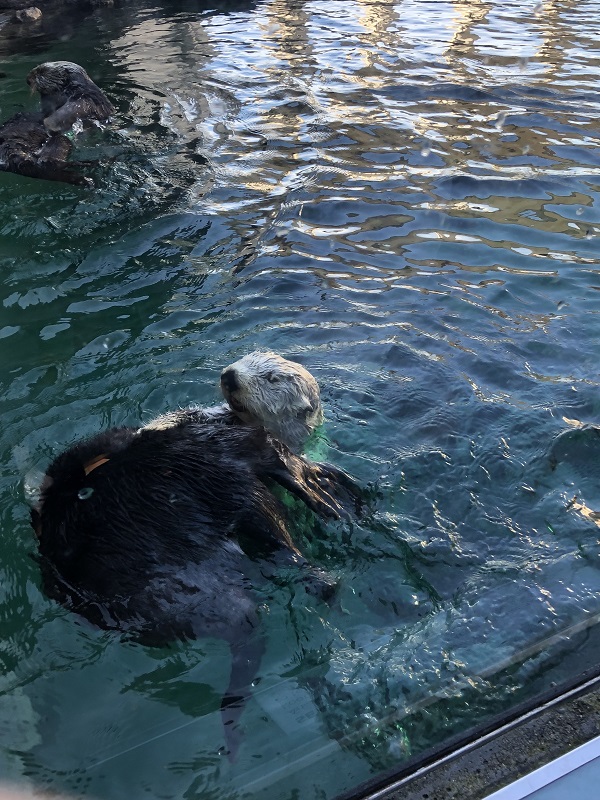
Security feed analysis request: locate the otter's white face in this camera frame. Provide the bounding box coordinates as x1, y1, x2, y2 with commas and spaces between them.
221, 351, 324, 449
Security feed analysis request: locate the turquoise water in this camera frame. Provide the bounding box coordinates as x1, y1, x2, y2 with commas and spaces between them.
1, 1, 600, 798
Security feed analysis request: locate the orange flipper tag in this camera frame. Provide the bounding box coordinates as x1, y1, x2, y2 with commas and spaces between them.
83, 454, 110, 476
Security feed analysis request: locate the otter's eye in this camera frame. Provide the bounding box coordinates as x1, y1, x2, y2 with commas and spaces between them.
266, 372, 280, 383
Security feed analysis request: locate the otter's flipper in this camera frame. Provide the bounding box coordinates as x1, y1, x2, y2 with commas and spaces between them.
257, 435, 362, 520
307, 461, 365, 517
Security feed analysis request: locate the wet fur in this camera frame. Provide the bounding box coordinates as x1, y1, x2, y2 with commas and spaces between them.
32, 420, 358, 756
0, 61, 113, 186
0, 112, 91, 186
27, 60, 114, 134
221, 351, 323, 451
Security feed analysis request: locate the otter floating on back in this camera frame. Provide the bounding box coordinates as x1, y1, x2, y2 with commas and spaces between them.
0, 61, 113, 186
30, 352, 359, 758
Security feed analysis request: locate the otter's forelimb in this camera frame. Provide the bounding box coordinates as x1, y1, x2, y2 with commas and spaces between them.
257, 435, 362, 521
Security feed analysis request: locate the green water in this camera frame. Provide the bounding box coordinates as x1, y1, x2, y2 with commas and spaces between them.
1, 1, 600, 798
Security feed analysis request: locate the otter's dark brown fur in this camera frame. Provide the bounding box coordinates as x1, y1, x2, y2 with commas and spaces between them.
31, 418, 358, 757
27, 60, 114, 133
0, 112, 91, 186
0, 61, 113, 186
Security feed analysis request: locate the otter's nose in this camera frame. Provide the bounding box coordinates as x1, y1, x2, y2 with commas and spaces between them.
220, 368, 239, 393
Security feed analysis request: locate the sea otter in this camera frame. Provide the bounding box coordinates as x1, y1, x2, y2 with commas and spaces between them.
146, 350, 324, 452
27, 60, 114, 134
0, 112, 91, 186
30, 355, 358, 757
0, 61, 113, 186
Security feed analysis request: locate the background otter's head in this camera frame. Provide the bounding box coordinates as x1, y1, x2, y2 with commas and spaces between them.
26, 61, 114, 132
220, 351, 324, 451
28, 61, 89, 94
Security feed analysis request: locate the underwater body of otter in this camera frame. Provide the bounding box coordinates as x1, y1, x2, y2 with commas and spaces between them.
1, 0, 600, 798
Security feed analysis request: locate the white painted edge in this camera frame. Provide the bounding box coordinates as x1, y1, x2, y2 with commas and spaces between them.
482, 734, 600, 800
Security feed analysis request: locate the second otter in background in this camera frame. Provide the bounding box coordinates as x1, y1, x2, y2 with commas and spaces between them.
0, 61, 114, 186
27, 60, 114, 134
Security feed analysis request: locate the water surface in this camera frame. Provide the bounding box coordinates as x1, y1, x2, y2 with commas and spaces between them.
1, 1, 600, 798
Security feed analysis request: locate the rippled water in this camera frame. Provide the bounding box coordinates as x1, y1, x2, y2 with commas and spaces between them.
1, 1, 600, 798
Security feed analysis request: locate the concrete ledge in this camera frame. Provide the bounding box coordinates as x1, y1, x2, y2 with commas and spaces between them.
340, 671, 600, 800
